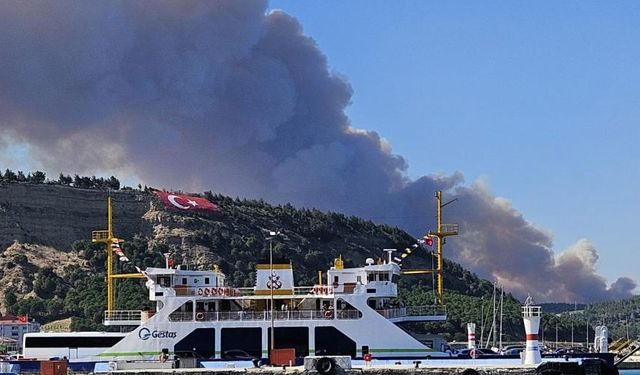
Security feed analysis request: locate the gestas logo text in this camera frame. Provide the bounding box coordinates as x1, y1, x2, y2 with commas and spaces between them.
138, 327, 177, 340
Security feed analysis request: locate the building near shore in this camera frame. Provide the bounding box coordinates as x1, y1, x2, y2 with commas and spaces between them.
0, 315, 40, 351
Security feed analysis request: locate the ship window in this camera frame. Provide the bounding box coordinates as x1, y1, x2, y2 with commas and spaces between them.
356, 276, 362, 284
182, 278, 187, 285
205, 277, 210, 285
367, 273, 374, 282
25, 336, 124, 348
333, 276, 339, 284
157, 276, 171, 287
379, 273, 389, 281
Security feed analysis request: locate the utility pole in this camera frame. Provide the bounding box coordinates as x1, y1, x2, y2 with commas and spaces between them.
267, 230, 281, 360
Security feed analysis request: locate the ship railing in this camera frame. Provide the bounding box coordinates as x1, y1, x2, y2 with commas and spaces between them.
175, 286, 316, 297
376, 305, 447, 319
103, 310, 148, 325
407, 304, 447, 316
234, 286, 316, 296
168, 309, 361, 322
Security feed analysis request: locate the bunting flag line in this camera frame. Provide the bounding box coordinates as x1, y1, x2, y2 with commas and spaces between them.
111, 241, 129, 262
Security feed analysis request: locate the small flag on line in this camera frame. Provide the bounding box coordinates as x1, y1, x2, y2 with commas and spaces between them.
111, 240, 129, 262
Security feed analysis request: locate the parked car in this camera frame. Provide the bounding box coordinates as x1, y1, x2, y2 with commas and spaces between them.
221, 349, 258, 361
501, 345, 525, 355
457, 348, 497, 358
553, 346, 587, 355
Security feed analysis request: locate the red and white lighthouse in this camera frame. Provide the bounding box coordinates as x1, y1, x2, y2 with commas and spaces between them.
522, 295, 542, 365
467, 323, 476, 349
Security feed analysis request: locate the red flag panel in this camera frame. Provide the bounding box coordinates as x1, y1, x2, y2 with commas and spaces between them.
155, 191, 219, 214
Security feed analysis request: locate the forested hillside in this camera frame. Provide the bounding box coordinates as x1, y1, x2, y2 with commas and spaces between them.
0, 170, 637, 343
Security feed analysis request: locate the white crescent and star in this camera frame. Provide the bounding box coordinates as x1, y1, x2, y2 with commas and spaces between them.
167, 195, 199, 210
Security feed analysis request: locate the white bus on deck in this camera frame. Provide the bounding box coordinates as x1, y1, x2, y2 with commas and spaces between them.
22, 332, 126, 360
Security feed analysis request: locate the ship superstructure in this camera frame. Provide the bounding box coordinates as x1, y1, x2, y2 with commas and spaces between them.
24, 194, 453, 363
92, 251, 447, 361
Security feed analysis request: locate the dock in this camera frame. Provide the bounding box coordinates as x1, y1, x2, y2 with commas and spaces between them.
89, 354, 617, 375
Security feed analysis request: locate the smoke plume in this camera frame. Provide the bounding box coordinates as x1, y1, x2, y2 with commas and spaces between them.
0, 0, 634, 302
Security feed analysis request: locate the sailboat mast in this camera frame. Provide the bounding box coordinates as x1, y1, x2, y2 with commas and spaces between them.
499, 285, 504, 350
491, 282, 497, 348
480, 298, 485, 348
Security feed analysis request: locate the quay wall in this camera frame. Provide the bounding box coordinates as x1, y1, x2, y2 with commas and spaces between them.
102, 368, 536, 375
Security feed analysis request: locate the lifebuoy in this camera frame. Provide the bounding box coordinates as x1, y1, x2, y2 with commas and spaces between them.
196, 312, 204, 321
324, 310, 333, 319
217, 287, 224, 296
363, 353, 372, 362
197, 288, 204, 296
203, 288, 211, 296
469, 348, 478, 359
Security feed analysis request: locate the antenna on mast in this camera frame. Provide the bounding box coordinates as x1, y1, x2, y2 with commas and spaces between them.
383, 249, 397, 264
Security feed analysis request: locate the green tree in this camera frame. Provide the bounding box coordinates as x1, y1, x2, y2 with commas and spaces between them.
108, 176, 120, 190
29, 171, 46, 183
5, 290, 17, 306
33, 268, 65, 299
3, 169, 17, 182
58, 173, 73, 185
16, 171, 26, 182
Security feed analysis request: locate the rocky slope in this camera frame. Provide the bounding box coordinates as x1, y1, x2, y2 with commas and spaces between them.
0, 182, 150, 250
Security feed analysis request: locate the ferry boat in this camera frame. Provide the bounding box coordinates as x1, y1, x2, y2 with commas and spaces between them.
23, 250, 449, 362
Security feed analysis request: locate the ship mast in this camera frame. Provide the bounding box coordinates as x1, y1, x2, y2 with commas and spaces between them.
92, 196, 120, 313
92, 196, 143, 314
428, 191, 459, 306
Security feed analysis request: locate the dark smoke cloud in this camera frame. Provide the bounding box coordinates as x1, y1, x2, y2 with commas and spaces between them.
0, 1, 635, 302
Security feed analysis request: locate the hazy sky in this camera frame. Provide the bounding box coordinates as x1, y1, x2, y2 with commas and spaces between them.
0, 1, 638, 300
269, 1, 640, 285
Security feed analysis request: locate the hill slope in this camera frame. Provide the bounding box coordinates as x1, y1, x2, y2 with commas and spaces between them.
1, 179, 636, 341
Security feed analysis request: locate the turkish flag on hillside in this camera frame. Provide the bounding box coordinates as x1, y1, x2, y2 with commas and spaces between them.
155, 191, 219, 214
